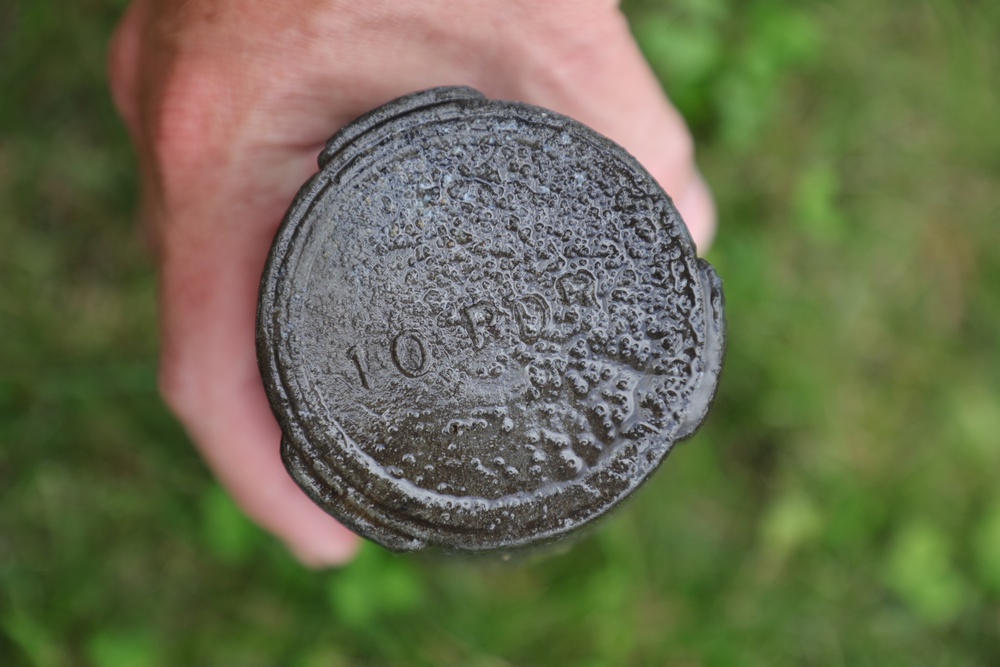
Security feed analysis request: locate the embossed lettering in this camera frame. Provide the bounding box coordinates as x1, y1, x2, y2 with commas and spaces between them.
512, 294, 550, 343
347, 345, 371, 389
392, 330, 430, 377
461, 301, 498, 350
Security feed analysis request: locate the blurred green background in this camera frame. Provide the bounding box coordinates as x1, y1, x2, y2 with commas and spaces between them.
2, 0, 999, 664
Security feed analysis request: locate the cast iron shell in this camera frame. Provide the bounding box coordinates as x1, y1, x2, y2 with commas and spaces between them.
257, 86, 725, 553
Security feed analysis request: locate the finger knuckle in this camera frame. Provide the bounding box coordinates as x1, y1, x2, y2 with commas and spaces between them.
515, 5, 626, 74
107, 38, 132, 117
157, 351, 205, 425
150, 71, 231, 172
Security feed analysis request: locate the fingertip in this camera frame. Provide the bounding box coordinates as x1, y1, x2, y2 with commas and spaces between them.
288, 525, 362, 568
675, 170, 717, 254
107, 0, 151, 132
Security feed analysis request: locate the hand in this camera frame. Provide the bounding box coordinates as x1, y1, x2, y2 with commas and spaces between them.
108, 0, 716, 567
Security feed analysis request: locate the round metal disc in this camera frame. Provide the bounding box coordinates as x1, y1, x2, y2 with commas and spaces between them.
257, 87, 725, 552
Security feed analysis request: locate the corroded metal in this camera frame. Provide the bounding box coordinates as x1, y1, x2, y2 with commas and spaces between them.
257, 86, 725, 552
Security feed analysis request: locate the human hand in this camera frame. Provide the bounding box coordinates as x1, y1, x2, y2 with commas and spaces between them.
108, 0, 716, 567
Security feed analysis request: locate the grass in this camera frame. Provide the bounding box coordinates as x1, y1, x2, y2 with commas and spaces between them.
2, 0, 999, 664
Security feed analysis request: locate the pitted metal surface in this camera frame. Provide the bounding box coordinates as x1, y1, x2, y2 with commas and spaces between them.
257, 87, 724, 552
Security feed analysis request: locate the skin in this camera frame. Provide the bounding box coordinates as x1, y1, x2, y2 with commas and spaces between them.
107, 0, 716, 567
